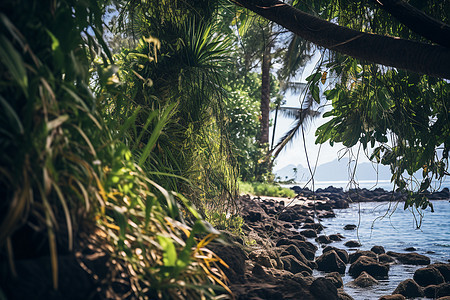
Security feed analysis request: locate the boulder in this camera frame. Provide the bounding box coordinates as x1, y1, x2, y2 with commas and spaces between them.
301, 223, 324, 232
316, 250, 346, 274
344, 240, 361, 248
371, 245, 385, 255
323, 246, 349, 264
300, 229, 318, 238
329, 234, 344, 241
310, 277, 339, 300
325, 272, 343, 288
413, 266, 445, 287
338, 290, 354, 300
349, 271, 379, 288
386, 251, 430, 265
349, 250, 377, 264
404, 247, 417, 251
209, 243, 247, 284
349, 256, 389, 278
316, 235, 332, 244
393, 279, 424, 298
436, 283, 450, 298
280, 244, 310, 266
430, 263, 450, 282
281, 255, 313, 275
344, 224, 357, 230
378, 254, 396, 264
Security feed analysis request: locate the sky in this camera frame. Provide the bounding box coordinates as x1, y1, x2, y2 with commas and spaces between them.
270, 53, 371, 172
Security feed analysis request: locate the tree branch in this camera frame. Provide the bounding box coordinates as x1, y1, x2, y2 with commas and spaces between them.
373, 0, 450, 49
231, 0, 450, 79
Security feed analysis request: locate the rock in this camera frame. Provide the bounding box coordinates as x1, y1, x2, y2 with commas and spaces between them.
344, 240, 361, 248
371, 245, 385, 255
393, 279, 424, 298
349, 250, 377, 264
386, 251, 431, 265
329, 234, 344, 241
252, 264, 269, 279
325, 272, 343, 288
310, 277, 339, 300
253, 253, 274, 268
378, 254, 396, 264
292, 240, 318, 260
349, 256, 389, 278
323, 246, 349, 264
404, 247, 417, 251
210, 243, 247, 284
436, 283, 450, 298
316, 250, 346, 274
430, 263, 450, 282
344, 224, 357, 230
413, 266, 445, 286
379, 295, 406, 300
280, 244, 310, 266
302, 223, 324, 232
300, 229, 318, 238
281, 255, 312, 275
349, 271, 379, 288
338, 290, 354, 300
316, 235, 332, 244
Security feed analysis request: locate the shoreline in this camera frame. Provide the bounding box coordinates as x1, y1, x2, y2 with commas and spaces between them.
213, 192, 450, 299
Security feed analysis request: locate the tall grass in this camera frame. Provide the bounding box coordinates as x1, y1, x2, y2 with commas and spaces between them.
0, 1, 231, 299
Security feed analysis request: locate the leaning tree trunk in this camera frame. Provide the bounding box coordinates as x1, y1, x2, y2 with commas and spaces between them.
231, 0, 450, 79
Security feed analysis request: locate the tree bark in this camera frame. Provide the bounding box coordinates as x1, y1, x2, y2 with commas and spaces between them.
231, 0, 450, 79
260, 36, 272, 146
372, 0, 450, 49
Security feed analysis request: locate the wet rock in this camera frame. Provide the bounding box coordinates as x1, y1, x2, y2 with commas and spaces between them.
404, 247, 417, 251
393, 279, 424, 298
344, 240, 361, 248
349, 256, 389, 278
348, 271, 379, 288
325, 272, 343, 288
349, 250, 377, 264
300, 229, 318, 238
302, 223, 324, 232
316, 250, 346, 274
281, 255, 312, 275
338, 290, 355, 300
323, 246, 349, 264
310, 277, 339, 300
329, 234, 344, 241
344, 224, 357, 230
292, 240, 318, 260
378, 254, 396, 264
430, 263, 450, 282
414, 266, 445, 286
371, 245, 385, 255
316, 235, 332, 244
386, 251, 430, 265
436, 283, 450, 298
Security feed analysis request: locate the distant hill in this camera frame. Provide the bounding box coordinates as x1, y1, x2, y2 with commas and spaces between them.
274, 158, 392, 182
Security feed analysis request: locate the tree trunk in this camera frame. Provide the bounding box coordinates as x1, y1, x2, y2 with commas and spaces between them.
231, 0, 450, 79
260, 36, 272, 147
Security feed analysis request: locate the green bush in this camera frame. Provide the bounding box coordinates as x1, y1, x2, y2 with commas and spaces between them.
238, 181, 296, 198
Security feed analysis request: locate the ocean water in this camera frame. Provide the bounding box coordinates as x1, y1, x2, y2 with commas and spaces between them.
310, 200, 450, 300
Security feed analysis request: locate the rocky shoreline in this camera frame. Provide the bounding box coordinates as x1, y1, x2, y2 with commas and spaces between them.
213, 189, 450, 300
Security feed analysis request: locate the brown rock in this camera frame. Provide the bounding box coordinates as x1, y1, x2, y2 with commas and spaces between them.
349, 271, 379, 288
325, 272, 343, 288
386, 251, 430, 265
393, 279, 424, 298
414, 266, 445, 286
281, 255, 312, 275
349, 250, 377, 264
344, 240, 361, 248
379, 295, 406, 300
371, 245, 385, 254
349, 256, 389, 278
310, 277, 339, 300
323, 246, 349, 264
316, 250, 346, 274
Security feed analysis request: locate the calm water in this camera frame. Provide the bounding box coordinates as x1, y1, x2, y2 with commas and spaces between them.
310, 200, 450, 300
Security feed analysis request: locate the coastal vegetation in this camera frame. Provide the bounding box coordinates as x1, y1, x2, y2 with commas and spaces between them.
0, 0, 449, 299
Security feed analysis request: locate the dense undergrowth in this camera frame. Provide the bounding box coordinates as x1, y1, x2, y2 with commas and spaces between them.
0, 0, 236, 299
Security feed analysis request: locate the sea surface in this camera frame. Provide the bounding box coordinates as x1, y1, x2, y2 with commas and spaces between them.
310, 200, 450, 300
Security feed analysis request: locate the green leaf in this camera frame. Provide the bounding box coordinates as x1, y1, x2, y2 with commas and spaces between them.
310, 84, 320, 104
157, 235, 178, 267
0, 35, 28, 96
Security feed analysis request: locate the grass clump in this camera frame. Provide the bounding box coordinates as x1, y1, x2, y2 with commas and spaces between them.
238, 181, 296, 198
